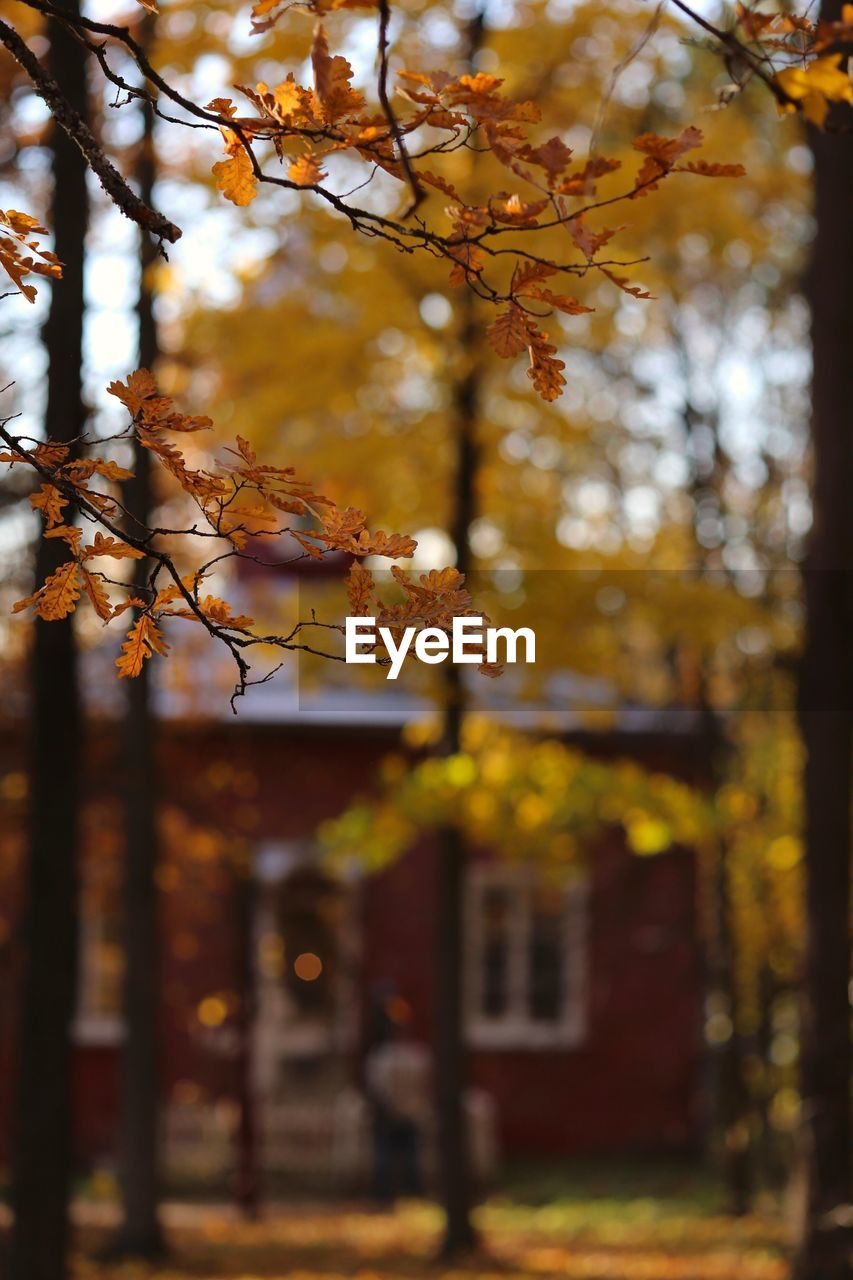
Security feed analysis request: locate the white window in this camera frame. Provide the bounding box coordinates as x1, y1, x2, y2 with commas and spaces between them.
465, 864, 588, 1050
74, 903, 125, 1045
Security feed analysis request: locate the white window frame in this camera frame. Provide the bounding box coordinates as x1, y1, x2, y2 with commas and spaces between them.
73, 905, 125, 1046
465, 863, 588, 1051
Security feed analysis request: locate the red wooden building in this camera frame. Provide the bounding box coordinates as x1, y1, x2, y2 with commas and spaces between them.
0, 632, 708, 1186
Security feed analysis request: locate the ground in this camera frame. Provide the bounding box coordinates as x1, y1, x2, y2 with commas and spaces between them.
63, 1161, 791, 1280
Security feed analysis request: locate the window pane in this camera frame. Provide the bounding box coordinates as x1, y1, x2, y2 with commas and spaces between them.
528, 887, 564, 1021
481, 886, 511, 1017
80, 915, 124, 1022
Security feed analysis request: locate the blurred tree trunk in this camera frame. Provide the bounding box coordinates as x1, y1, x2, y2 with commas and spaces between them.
795, 8, 853, 1275
434, 297, 480, 1260
234, 862, 259, 1216
112, 47, 165, 1257
694, 699, 751, 1214
676, 350, 754, 1214
434, 19, 485, 1258
9, 4, 88, 1278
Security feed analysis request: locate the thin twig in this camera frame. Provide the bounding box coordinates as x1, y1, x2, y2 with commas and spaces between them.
376, 0, 424, 216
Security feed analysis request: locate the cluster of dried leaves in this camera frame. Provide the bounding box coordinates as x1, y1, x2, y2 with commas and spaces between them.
0, 208, 62, 302
206, 14, 744, 401
689, 1, 853, 126
1, 371, 477, 698
2, 0, 849, 695
2, 0, 749, 403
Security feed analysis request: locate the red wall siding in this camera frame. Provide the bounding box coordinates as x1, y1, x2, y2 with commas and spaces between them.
361, 828, 701, 1156
0, 721, 704, 1167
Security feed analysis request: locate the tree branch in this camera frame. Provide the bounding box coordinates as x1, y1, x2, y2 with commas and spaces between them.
0, 17, 181, 244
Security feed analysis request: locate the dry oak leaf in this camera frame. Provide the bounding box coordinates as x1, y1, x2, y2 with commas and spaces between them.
491, 194, 549, 226
44, 524, 83, 552
775, 55, 853, 127
518, 136, 573, 182
82, 532, 144, 560
81, 568, 113, 621
14, 560, 81, 620
165, 595, 255, 630
633, 126, 704, 165
107, 368, 160, 416
347, 561, 374, 615
447, 240, 485, 287
569, 217, 621, 261
198, 595, 255, 629
109, 596, 148, 620
311, 25, 364, 122
358, 530, 417, 559
418, 171, 463, 203
0, 208, 62, 302
526, 325, 566, 403
30, 483, 67, 528
116, 614, 169, 678
512, 261, 557, 292
677, 159, 746, 178
523, 287, 592, 315
289, 153, 327, 186
601, 267, 653, 300
213, 145, 258, 207
488, 304, 531, 358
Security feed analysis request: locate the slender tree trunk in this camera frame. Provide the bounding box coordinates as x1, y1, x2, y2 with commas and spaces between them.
698, 705, 752, 1215
9, 5, 88, 1278
794, 15, 853, 1275
113, 54, 165, 1257
435, 300, 480, 1259
234, 865, 259, 1217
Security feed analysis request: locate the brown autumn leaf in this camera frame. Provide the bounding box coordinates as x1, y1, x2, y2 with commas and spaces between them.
16, 560, 82, 621
289, 153, 327, 187
30, 483, 67, 528
347, 561, 374, 615
487, 304, 531, 358
82, 532, 144, 560
116, 614, 169, 678
526, 324, 566, 402
81, 567, 113, 621
106, 368, 160, 416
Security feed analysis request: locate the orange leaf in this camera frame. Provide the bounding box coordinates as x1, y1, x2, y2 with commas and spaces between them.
347, 562, 374, 615
526, 325, 566, 402
30, 483, 67, 528
289, 153, 327, 186
116, 614, 169, 678
82, 532, 144, 560
107, 368, 160, 416
212, 145, 258, 207
81, 568, 113, 621
35, 560, 81, 620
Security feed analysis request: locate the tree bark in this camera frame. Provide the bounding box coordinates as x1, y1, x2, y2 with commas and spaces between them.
795, 14, 853, 1275
434, 300, 480, 1259
112, 54, 166, 1258
234, 865, 260, 1217
9, 5, 88, 1278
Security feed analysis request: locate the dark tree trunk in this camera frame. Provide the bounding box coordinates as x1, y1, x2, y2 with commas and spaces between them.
9, 5, 88, 1278
434, 303, 480, 1260
234, 866, 259, 1217
698, 707, 752, 1215
795, 14, 853, 1275
112, 56, 165, 1258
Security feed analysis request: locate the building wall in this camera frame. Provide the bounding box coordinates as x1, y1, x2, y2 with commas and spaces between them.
0, 720, 705, 1171
362, 828, 701, 1156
